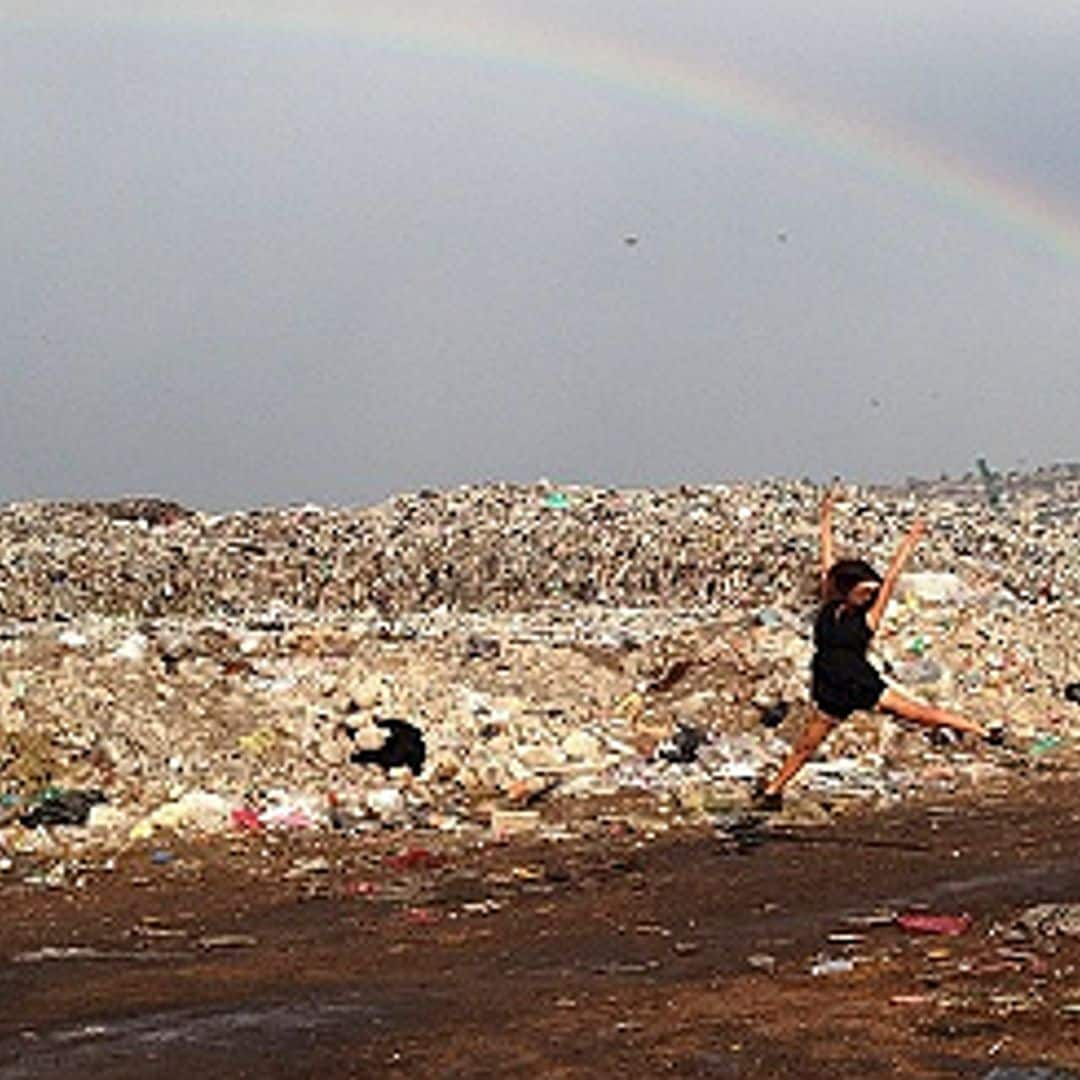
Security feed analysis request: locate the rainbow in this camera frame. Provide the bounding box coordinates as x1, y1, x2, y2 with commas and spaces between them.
16, 3, 1080, 263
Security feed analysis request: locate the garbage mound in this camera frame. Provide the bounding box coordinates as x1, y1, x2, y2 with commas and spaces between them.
1, 467, 1076, 622
0, 467, 1076, 855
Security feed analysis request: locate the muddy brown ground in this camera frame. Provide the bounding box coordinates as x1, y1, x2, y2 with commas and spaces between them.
3, 779, 1080, 1078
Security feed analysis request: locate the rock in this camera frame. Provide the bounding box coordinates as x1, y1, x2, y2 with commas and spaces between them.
135, 790, 231, 837
112, 633, 149, 662
86, 804, 128, 834
561, 731, 603, 762
345, 673, 388, 712
366, 787, 405, 819
518, 744, 567, 770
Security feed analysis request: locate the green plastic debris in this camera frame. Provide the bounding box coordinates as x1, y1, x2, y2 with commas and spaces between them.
1029, 734, 1064, 756
544, 492, 571, 510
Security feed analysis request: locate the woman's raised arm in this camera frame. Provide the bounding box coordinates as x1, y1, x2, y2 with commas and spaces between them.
866, 517, 925, 631
819, 489, 837, 597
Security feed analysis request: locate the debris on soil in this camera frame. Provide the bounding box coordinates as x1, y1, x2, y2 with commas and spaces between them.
1015, 903, 1080, 939
895, 911, 973, 936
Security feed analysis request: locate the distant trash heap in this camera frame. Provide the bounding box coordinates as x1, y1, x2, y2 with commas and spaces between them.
0, 468, 1076, 622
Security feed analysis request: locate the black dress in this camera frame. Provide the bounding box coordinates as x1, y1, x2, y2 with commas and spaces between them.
811, 600, 886, 719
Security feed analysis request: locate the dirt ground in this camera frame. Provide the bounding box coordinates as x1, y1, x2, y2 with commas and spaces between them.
2, 778, 1080, 1079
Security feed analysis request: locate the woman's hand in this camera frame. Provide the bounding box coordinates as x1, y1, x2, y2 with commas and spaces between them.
819, 485, 839, 594
820, 486, 841, 514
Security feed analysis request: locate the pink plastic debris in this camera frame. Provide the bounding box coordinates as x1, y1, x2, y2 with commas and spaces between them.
403, 907, 439, 925
344, 880, 377, 897
895, 912, 972, 936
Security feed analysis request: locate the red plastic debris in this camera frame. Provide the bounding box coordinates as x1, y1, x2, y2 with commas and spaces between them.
895, 912, 972, 936
386, 847, 441, 872
403, 906, 439, 925
230, 807, 264, 832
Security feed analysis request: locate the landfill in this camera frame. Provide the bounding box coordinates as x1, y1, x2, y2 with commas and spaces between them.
0, 465, 1077, 860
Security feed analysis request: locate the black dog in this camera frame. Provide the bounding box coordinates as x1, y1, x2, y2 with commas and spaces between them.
341, 717, 426, 776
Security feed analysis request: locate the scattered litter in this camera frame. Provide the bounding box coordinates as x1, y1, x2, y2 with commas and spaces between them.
13, 946, 180, 963
746, 953, 777, 973
198, 935, 258, 950
19, 790, 106, 828
810, 957, 854, 976
657, 724, 706, 765
1015, 903, 1080, 939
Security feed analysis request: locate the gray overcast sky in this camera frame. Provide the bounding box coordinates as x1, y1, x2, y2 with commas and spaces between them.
3, 2, 1078, 509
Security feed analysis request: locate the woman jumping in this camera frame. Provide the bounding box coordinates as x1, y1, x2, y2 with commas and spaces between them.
754, 489, 1000, 811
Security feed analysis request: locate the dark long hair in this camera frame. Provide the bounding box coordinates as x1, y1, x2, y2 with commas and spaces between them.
823, 558, 882, 603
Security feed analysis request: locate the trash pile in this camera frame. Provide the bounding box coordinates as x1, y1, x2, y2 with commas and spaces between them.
1, 467, 1077, 622
0, 467, 1076, 855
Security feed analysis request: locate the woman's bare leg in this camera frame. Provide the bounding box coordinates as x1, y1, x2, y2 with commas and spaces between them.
762, 710, 836, 797
878, 687, 987, 738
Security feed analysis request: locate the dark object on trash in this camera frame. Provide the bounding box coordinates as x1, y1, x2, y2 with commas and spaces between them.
721, 814, 769, 854
986, 725, 1006, 747
647, 658, 694, 694
464, 635, 501, 661
658, 723, 705, 764
343, 718, 426, 776
19, 789, 105, 828
522, 777, 561, 807
896, 911, 972, 936
1065, 682, 1080, 705
758, 701, 789, 729
928, 727, 958, 748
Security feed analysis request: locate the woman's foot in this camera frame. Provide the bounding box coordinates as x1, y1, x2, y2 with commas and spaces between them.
751, 779, 783, 813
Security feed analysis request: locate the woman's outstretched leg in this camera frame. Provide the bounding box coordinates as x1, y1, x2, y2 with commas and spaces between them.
760, 709, 836, 799
878, 687, 987, 738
